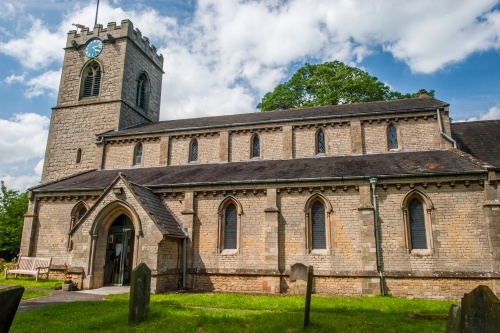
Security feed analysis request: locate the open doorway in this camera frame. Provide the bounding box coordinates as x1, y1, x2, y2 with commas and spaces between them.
104, 214, 135, 285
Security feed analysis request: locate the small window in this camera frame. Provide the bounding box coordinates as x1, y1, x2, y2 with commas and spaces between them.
317, 130, 326, 154
251, 134, 260, 158
190, 139, 198, 162
388, 125, 398, 150
134, 143, 143, 165
76, 148, 82, 163
81, 62, 101, 98
136, 73, 148, 111
224, 204, 237, 250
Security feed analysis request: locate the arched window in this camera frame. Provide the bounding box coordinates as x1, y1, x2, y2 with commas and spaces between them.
190, 139, 198, 162
224, 204, 237, 250
76, 148, 82, 163
77, 206, 87, 221
134, 143, 143, 166
305, 194, 333, 253
81, 61, 101, 98
402, 191, 434, 253
311, 201, 326, 249
316, 130, 326, 154
217, 197, 242, 253
251, 134, 260, 158
387, 124, 398, 150
136, 73, 149, 111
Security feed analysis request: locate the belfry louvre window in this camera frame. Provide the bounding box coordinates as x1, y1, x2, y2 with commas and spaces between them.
190, 139, 198, 162
134, 143, 143, 165
136, 74, 148, 110
408, 198, 427, 249
317, 130, 326, 154
224, 204, 237, 250
82, 62, 101, 98
311, 201, 326, 249
251, 135, 260, 158
388, 125, 398, 150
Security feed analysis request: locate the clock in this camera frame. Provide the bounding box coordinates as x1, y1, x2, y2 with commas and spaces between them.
84, 38, 104, 58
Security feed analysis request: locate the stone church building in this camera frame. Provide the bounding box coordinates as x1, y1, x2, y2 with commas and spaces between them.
20, 20, 500, 299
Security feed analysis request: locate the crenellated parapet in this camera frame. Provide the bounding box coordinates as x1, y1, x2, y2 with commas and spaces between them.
66, 19, 163, 68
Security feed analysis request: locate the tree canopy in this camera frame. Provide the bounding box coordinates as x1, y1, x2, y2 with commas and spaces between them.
257, 61, 434, 111
0, 182, 28, 260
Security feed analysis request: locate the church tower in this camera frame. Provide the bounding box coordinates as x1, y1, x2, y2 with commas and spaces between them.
41, 20, 164, 183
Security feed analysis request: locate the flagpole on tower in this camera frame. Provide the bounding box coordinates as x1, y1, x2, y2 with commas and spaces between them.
95, 0, 100, 27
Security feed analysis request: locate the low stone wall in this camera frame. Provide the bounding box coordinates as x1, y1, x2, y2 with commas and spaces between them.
385, 277, 498, 301
49, 265, 84, 290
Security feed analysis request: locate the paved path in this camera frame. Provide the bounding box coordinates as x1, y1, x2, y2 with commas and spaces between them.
17, 286, 130, 313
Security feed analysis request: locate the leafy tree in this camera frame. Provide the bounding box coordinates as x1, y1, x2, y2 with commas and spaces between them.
257, 61, 434, 111
0, 181, 28, 260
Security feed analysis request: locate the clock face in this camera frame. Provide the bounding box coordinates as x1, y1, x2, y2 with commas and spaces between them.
84, 38, 103, 58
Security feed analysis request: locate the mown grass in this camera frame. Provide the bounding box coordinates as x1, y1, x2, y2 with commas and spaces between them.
0, 273, 62, 290
22, 290, 51, 300
10, 292, 456, 333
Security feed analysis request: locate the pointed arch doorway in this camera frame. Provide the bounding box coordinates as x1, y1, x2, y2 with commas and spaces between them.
104, 214, 135, 285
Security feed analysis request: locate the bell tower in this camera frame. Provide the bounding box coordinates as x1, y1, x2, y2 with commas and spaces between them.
41, 20, 164, 183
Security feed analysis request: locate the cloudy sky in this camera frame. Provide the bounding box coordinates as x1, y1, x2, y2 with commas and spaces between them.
1, 0, 500, 191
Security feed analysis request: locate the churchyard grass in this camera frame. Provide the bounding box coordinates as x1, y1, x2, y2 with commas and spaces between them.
21, 290, 51, 300
0, 273, 62, 290
10, 292, 455, 332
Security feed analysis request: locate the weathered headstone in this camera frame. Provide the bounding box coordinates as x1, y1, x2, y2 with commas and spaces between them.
129, 263, 151, 323
289, 263, 308, 295
0, 286, 24, 333
303, 265, 314, 328
446, 285, 500, 333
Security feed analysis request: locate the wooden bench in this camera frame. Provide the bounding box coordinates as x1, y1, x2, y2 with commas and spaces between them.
4, 256, 52, 281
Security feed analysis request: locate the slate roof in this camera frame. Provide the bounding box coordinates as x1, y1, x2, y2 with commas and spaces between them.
103, 97, 448, 137
34, 149, 483, 192
451, 120, 500, 168
128, 182, 186, 238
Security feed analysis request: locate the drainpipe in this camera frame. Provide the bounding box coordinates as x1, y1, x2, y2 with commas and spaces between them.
182, 229, 188, 288
436, 108, 457, 148
369, 177, 385, 295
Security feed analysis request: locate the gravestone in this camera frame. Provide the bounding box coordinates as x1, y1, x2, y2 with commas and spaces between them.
303, 265, 314, 328
289, 263, 308, 295
446, 285, 500, 333
129, 263, 151, 323
0, 286, 24, 333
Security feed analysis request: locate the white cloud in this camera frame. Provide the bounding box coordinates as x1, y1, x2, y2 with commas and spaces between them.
0, 174, 41, 192
0, 17, 65, 70
466, 106, 500, 121
5, 73, 26, 84
24, 70, 61, 98
0, 113, 49, 163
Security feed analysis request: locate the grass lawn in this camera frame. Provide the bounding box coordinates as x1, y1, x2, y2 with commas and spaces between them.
0, 273, 62, 290
9, 292, 456, 333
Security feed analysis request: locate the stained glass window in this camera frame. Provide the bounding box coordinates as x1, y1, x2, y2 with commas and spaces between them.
388, 125, 398, 149
409, 198, 427, 249
317, 130, 326, 154
134, 143, 143, 165
191, 139, 198, 162
224, 204, 237, 249
252, 135, 260, 158
311, 201, 326, 249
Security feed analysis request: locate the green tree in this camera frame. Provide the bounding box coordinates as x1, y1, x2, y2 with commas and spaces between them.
0, 181, 28, 260
257, 61, 434, 111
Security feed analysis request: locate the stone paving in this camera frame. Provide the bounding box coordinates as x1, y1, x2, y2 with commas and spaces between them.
16, 286, 130, 313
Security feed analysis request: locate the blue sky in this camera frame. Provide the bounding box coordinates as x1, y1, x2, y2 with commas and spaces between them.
0, 0, 499, 191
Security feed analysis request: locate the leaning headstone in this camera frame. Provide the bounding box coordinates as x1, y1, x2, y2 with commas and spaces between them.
445, 304, 461, 333
0, 286, 24, 333
129, 263, 151, 323
303, 265, 314, 328
446, 285, 500, 333
289, 263, 308, 295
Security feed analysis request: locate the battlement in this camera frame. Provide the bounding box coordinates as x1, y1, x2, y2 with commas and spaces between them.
66, 19, 163, 67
